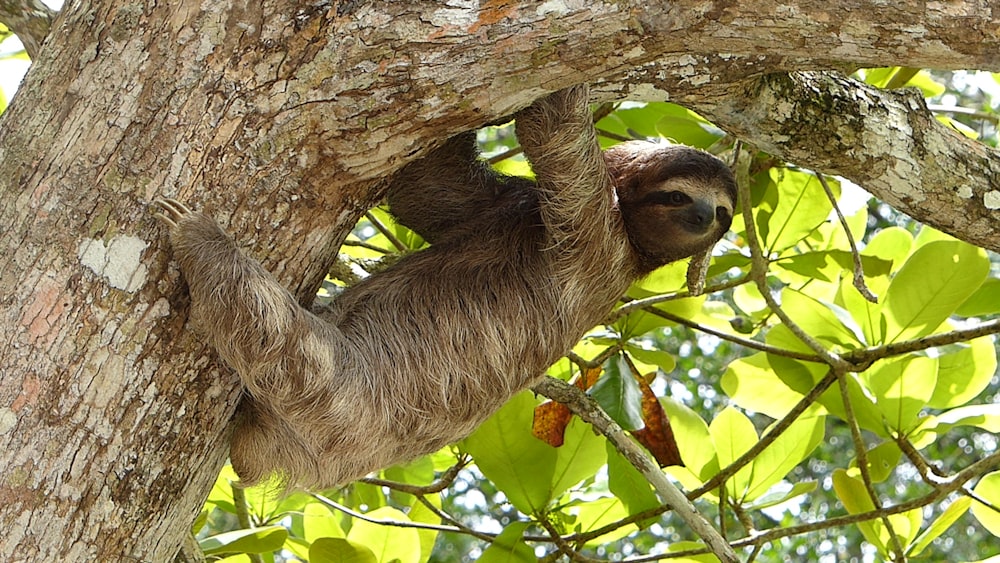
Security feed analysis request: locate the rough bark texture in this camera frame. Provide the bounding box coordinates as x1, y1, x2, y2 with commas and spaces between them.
0, 0, 997, 559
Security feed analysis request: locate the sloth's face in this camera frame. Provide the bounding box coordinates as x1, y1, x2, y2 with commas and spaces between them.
606, 142, 737, 272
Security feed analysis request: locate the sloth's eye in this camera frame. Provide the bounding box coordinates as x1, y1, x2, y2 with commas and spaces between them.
646, 190, 691, 207
668, 191, 690, 205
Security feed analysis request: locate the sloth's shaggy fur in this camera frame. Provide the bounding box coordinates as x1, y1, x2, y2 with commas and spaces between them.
155, 85, 737, 489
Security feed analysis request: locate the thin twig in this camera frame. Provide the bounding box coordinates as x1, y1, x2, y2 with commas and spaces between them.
231, 485, 265, 563
612, 274, 752, 320
364, 211, 408, 252
691, 367, 838, 499
533, 376, 740, 563
815, 172, 877, 303
624, 305, 823, 362
836, 370, 906, 560
340, 238, 394, 254
539, 515, 600, 562
844, 319, 1000, 367
311, 493, 474, 536
360, 457, 469, 495
735, 143, 849, 372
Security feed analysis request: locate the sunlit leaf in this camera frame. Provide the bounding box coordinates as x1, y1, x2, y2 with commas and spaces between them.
626, 344, 676, 373
745, 414, 825, 501
910, 497, 971, 556
862, 354, 936, 433
832, 469, 883, 552
463, 391, 558, 513
883, 240, 989, 343
607, 442, 659, 516
570, 496, 634, 545
781, 288, 866, 349
550, 416, 607, 497
972, 472, 1000, 537
923, 404, 1000, 435
199, 525, 288, 556
929, 336, 997, 409
956, 278, 1000, 317
346, 507, 420, 563
303, 501, 344, 543
407, 495, 442, 560
661, 398, 719, 482
478, 522, 535, 563
761, 168, 834, 253
310, 538, 378, 563
464, 391, 605, 515
722, 353, 810, 418
710, 407, 758, 500
745, 480, 817, 510
661, 541, 721, 562
818, 372, 887, 436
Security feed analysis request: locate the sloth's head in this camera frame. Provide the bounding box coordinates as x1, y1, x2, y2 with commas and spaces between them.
605, 141, 737, 273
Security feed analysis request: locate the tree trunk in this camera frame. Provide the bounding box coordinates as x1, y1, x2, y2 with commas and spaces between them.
0, 1, 997, 559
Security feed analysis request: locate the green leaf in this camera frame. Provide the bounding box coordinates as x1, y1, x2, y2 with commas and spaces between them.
955, 277, 1000, 317
661, 541, 722, 562
832, 469, 883, 552
660, 398, 719, 482
625, 345, 676, 373
775, 251, 891, 284
407, 495, 442, 560
596, 103, 723, 149
818, 372, 887, 436
929, 336, 997, 409
710, 407, 758, 501
862, 355, 937, 433
909, 497, 971, 557
882, 241, 989, 343
589, 355, 644, 431
862, 225, 914, 272
972, 471, 1000, 537
745, 414, 825, 501
346, 507, 421, 563
781, 288, 866, 349
911, 404, 1000, 448
928, 404, 1000, 432
863, 441, 902, 483
761, 168, 834, 253
303, 501, 344, 543
570, 496, 633, 545
462, 391, 605, 515
199, 525, 288, 556
722, 353, 808, 419
478, 522, 536, 563
462, 392, 557, 514
310, 538, 379, 563
607, 442, 658, 516
550, 416, 607, 498
745, 480, 817, 510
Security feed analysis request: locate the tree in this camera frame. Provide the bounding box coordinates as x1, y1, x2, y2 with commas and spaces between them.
0, 1, 997, 560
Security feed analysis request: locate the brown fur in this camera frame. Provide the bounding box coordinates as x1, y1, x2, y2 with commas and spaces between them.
154, 85, 737, 489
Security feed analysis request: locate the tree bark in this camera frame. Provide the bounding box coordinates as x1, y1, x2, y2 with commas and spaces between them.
0, 1, 997, 559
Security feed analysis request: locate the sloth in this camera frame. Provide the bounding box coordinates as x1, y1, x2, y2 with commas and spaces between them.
154, 85, 737, 489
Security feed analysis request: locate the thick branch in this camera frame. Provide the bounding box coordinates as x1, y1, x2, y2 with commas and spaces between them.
0, 0, 54, 59
533, 377, 738, 563
685, 72, 1000, 253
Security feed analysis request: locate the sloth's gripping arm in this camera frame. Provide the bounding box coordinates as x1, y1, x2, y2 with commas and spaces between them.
513, 85, 623, 271
386, 132, 534, 244
154, 199, 327, 401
